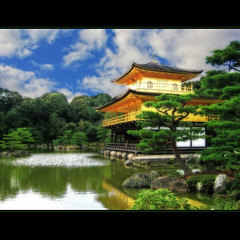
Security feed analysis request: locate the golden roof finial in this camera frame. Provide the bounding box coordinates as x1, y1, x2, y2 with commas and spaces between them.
151, 53, 158, 63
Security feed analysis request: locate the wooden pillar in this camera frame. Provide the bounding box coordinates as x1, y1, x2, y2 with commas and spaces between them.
111, 129, 113, 143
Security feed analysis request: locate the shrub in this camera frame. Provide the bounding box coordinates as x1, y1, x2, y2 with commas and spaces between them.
168, 170, 183, 178
226, 173, 240, 200
210, 194, 240, 210
187, 174, 216, 193
186, 175, 201, 191
130, 189, 192, 210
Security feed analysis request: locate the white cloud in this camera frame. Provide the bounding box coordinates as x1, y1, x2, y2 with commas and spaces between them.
80, 74, 127, 97
146, 29, 240, 72
63, 29, 108, 66
98, 29, 152, 73
32, 61, 55, 71
24, 29, 60, 44
57, 88, 84, 102
79, 29, 240, 97
0, 29, 61, 58
0, 64, 55, 98
0, 29, 31, 58
40, 63, 55, 71
79, 29, 152, 96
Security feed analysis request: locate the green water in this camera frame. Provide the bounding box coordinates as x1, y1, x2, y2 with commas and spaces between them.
0, 152, 211, 210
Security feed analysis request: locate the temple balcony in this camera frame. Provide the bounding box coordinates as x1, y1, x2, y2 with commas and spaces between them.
102, 110, 219, 127
103, 143, 207, 154
128, 82, 193, 95
102, 111, 141, 127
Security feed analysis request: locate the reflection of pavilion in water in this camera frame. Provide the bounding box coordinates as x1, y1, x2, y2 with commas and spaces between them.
100, 181, 208, 210
99, 181, 135, 210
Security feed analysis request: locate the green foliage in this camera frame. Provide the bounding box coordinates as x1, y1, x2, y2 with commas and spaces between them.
200, 96, 240, 170
209, 194, 240, 210
0, 88, 23, 113
0, 127, 35, 150
168, 170, 183, 178
61, 130, 73, 145
198, 41, 240, 172
130, 189, 192, 210
225, 173, 240, 200
128, 128, 169, 154
199, 71, 240, 99
0, 86, 112, 147
186, 174, 216, 193
128, 94, 204, 174
52, 130, 87, 147
71, 131, 88, 146
206, 40, 240, 72
97, 125, 111, 143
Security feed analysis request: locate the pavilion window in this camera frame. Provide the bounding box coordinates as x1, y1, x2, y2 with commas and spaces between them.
172, 83, 178, 91
147, 81, 153, 88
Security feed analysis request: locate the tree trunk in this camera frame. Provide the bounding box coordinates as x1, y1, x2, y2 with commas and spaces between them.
170, 138, 192, 175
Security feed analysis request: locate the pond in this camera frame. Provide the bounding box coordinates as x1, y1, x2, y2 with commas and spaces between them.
0, 152, 212, 210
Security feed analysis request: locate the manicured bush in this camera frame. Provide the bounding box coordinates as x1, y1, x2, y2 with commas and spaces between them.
130, 189, 192, 210
186, 174, 216, 193
186, 175, 201, 191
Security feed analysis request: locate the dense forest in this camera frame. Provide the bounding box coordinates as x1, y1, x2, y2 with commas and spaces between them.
0, 89, 113, 149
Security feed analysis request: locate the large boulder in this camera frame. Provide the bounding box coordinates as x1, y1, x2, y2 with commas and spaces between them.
150, 176, 188, 192
213, 174, 229, 194
122, 171, 159, 188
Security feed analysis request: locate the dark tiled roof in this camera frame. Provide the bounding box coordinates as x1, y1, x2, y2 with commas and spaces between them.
112, 61, 204, 83
134, 61, 203, 74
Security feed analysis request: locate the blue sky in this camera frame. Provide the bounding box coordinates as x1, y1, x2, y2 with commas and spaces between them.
1, 28, 240, 101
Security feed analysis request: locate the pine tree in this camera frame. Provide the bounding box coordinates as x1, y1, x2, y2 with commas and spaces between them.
199, 40, 240, 172
0, 127, 35, 150
200, 95, 240, 171
128, 94, 205, 175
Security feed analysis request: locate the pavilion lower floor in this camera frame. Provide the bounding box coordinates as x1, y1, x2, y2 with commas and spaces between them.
104, 122, 207, 154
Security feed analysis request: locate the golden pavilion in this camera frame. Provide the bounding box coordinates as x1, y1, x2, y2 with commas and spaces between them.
96, 60, 221, 154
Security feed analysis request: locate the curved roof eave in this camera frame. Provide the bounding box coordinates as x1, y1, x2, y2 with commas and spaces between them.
94, 89, 160, 111
111, 61, 204, 84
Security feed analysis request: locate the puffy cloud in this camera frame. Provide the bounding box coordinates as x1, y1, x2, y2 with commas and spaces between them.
80, 74, 127, 97
80, 29, 240, 96
57, 88, 84, 102
0, 29, 61, 58
31, 61, 55, 71
0, 64, 55, 98
80, 29, 152, 96
63, 29, 108, 66
146, 29, 240, 71
0, 29, 31, 58
98, 29, 152, 73
24, 29, 60, 44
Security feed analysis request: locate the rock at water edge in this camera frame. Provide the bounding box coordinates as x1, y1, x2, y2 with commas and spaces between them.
150, 176, 188, 192
122, 171, 159, 188
213, 174, 229, 194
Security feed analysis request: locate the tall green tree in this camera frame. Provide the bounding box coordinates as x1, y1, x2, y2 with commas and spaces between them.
199, 71, 240, 99
97, 125, 111, 143
199, 40, 240, 172
206, 40, 240, 72
200, 95, 240, 171
128, 94, 205, 175
0, 127, 35, 150
0, 88, 23, 113
71, 131, 88, 148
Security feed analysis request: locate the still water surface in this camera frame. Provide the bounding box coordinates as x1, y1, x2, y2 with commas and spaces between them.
0, 152, 211, 210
